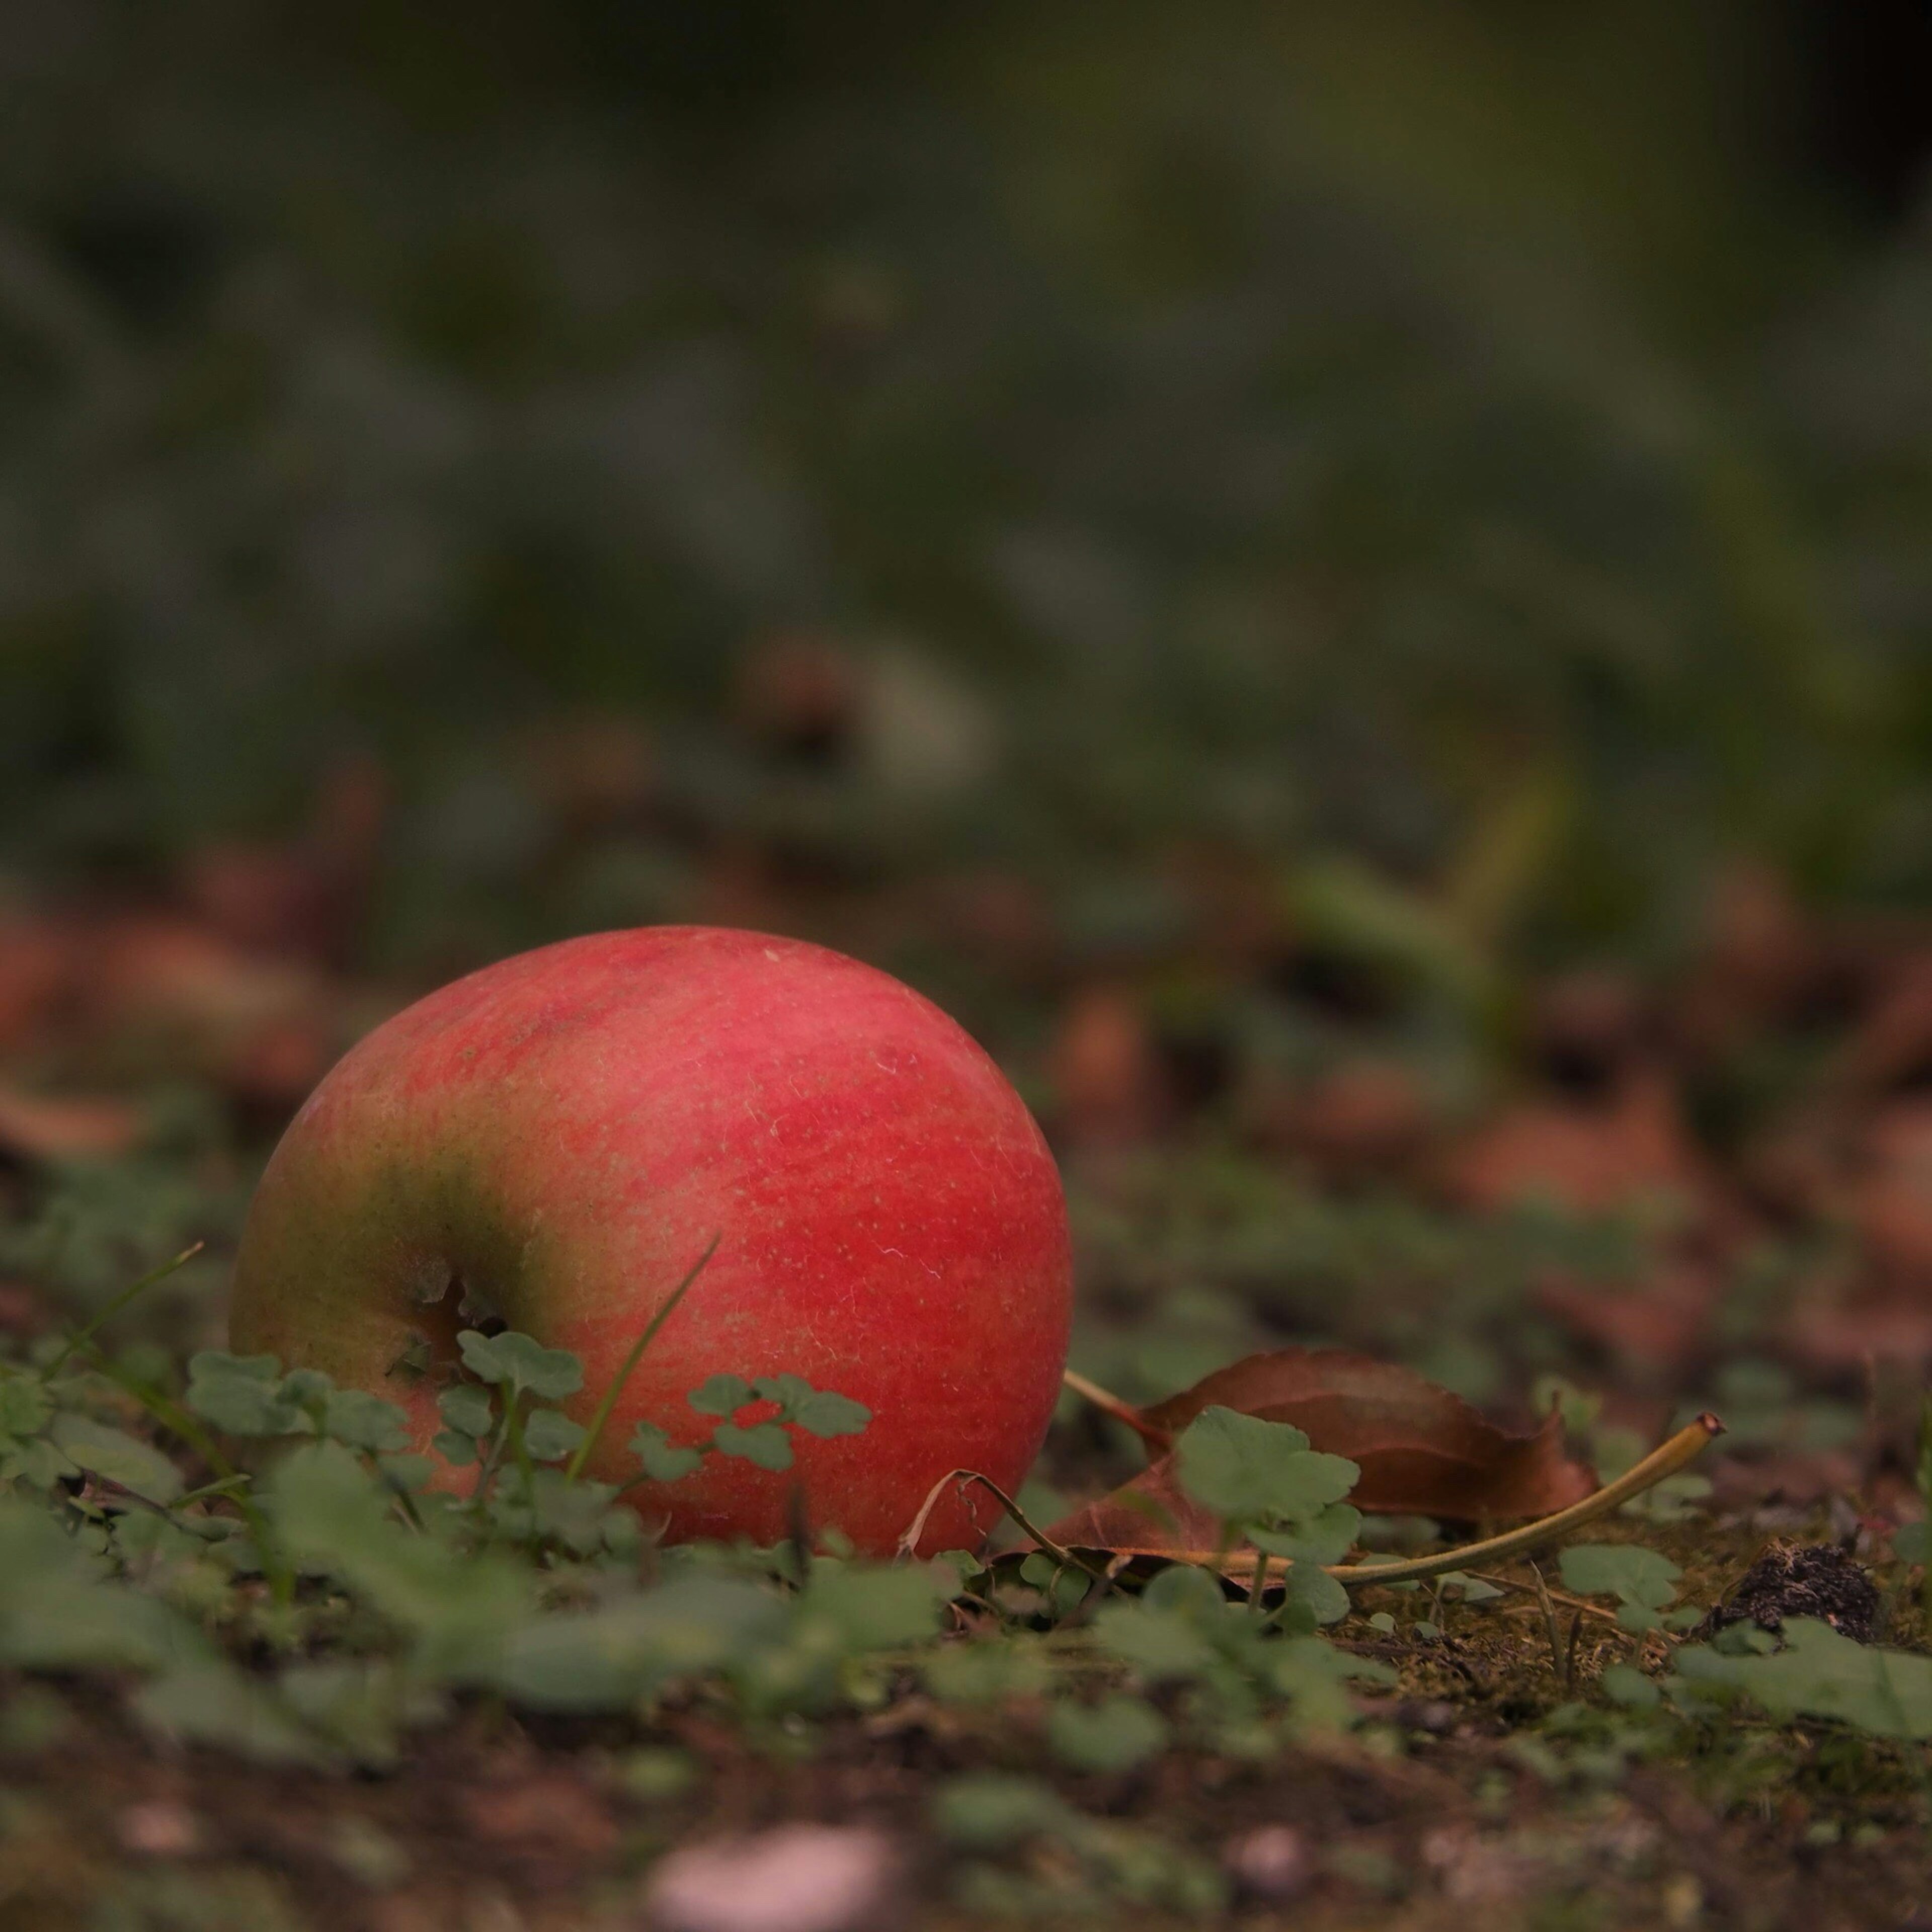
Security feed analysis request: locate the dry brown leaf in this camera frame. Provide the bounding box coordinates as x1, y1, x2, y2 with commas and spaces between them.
0, 1082, 141, 1160
1532, 1262, 1721, 1376
1046, 984, 1167, 1146
1440, 1067, 1706, 1217
1272, 1059, 1430, 1174
1043, 1456, 1234, 1559
74, 916, 337, 1103
0, 918, 73, 1054
1046, 1346, 1593, 1557
1140, 1346, 1593, 1520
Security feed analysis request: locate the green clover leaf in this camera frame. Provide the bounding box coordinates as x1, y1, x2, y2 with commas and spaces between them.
522, 1409, 587, 1465
687, 1374, 754, 1418
1045, 1694, 1169, 1773
711, 1421, 793, 1472
321, 1391, 411, 1455
456, 1331, 583, 1401
629, 1422, 703, 1484
790, 1390, 871, 1438
1174, 1405, 1359, 1527
437, 1385, 496, 1439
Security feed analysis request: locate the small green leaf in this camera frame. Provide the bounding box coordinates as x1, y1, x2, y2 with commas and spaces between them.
711, 1421, 793, 1471
1560, 1544, 1680, 1613
1893, 1522, 1927, 1565
1277, 1562, 1351, 1628
377, 1454, 437, 1494
1674, 1618, 1932, 1737
135, 1662, 323, 1765
1046, 1693, 1168, 1773
321, 1391, 411, 1454
1437, 1571, 1505, 1604
1600, 1662, 1660, 1708
1091, 1601, 1218, 1682
0, 1378, 53, 1439
687, 1374, 754, 1418
185, 1353, 309, 1436
437, 1385, 496, 1439
431, 1430, 479, 1466
282, 1369, 334, 1407
751, 1373, 815, 1413
790, 1390, 871, 1438
457, 1331, 583, 1401
932, 1773, 1074, 1848
48, 1413, 184, 1505
629, 1422, 703, 1484
1174, 1406, 1358, 1526
923, 1642, 1052, 1704
522, 1409, 586, 1464
798, 1564, 942, 1650
1249, 1502, 1361, 1568
1368, 1612, 1397, 1634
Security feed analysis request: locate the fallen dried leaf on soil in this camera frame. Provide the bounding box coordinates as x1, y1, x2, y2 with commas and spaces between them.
1137, 1346, 1595, 1519
1441, 1067, 1707, 1217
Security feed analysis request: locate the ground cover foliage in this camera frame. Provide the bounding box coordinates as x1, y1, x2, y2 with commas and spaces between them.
10, 875, 1932, 1930
7, 5, 1932, 1927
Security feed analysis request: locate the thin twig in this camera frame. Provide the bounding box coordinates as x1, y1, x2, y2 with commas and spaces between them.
1464, 1568, 1615, 1623
895, 1467, 1109, 1580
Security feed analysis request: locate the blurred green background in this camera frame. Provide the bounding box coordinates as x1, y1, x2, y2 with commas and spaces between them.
6, 0, 1932, 990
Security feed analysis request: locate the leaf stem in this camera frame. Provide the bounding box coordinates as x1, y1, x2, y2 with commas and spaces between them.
1060, 1368, 1170, 1449
1322, 1414, 1724, 1587
566, 1233, 720, 1482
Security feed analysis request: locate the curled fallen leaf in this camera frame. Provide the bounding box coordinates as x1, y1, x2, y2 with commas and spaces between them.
1039, 1402, 1720, 1591
1140, 1346, 1593, 1520
1045, 1347, 1593, 1563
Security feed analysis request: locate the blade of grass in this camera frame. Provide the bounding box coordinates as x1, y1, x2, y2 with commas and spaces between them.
565, 1232, 719, 1482
38, 1242, 205, 1382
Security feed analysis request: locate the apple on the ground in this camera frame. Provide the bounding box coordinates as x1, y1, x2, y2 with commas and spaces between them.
228, 926, 1072, 1553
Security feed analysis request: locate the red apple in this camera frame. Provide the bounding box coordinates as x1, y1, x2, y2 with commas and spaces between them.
228, 927, 1072, 1553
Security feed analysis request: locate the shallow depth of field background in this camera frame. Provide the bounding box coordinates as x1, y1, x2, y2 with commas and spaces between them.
6, 1, 1931, 976
7, 3, 1932, 1406
15, 15, 1932, 1919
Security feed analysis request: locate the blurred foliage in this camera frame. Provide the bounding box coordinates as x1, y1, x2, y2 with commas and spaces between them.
3, 1, 1931, 976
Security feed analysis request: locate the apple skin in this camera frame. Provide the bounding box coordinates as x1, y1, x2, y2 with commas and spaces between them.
227, 927, 1072, 1554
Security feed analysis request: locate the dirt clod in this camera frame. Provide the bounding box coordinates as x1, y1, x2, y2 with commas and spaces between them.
1703, 1541, 1882, 1644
